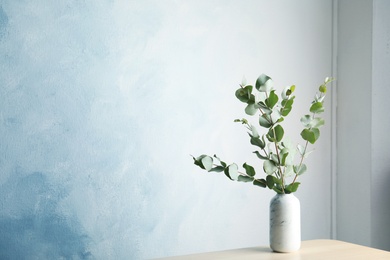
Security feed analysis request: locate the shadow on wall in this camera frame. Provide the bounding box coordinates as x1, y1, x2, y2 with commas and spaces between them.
0, 172, 92, 259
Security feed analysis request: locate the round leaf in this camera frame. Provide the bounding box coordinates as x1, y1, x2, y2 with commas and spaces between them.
310, 102, 324, 113
226, 163, 239, 180
243, 163, 256, 177
274, 125, 284, 142
238, 175, 254, 182
256, 74, 273, 92
253, 178, 267, 188
263, 160, 277, 175
259, 114, 272, 128
201, 155, 213, 171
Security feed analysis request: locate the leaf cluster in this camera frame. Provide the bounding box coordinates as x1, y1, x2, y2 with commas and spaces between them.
193, 75, 333, 194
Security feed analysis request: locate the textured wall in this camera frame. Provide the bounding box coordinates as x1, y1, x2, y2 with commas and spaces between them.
372, 0, 390, 251
0, 1, 332, 259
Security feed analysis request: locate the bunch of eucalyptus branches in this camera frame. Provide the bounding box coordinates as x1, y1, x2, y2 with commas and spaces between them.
192, 74, 333, 194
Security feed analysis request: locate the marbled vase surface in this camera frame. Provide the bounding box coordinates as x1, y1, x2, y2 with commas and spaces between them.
269, 193, 301, 253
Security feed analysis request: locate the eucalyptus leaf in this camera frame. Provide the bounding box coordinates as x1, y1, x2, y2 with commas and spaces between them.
258, 102, 272, 114
281, 151, 289, 166
227, 163, 239, 180
280, 106, 292, 117
310, 102, 324, 113
259, 114, 272, 128
254, 151, 268, 160
319, 84, 327, 93
297, 144, 306, 155
243, 163, 256, 177
263, 160, 277, 175
253, 178, 267, 188
301, 129, 316, 144
249, 125, 259, 138
300, 115, 312, 127
235, 85, 253, 103
284, 165, 294, 177
241, 76, 247, 86
265, 90, 279, 108
245, 103, 258, 116
209, 166, 224, 172
274, 125, 284, 142
270, 153, 279, 165
267, 124, 284, 143
303, 150, 314, 158
250, 136, 265, 149
256, 74, 273, 92
266, 175, 274, 189
285, 182, 300, 193
201, 155, 213, 171
310, 118, 325, 128
270, 110, 282, 124
293, 164, 307, 175
238, 175, 254, 182
272, 186, 283, 194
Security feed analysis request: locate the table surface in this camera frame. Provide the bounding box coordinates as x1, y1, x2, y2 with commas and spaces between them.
156, 239, 390, 260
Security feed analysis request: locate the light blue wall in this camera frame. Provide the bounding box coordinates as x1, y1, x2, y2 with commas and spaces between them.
0, 1, 333, 259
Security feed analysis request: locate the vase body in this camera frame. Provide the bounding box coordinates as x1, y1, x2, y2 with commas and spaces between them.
269, 193, 301, 252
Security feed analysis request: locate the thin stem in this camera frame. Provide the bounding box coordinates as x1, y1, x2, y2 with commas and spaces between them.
272, 128, 285, 193
292, 140, 308, 184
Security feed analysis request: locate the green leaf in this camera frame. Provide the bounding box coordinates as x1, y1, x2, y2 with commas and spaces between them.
280, 106, 292, 117
319, 84, 327, 93
281, 151, 289, 166
245, 103, 258, 116
263, 160, 277, 175
238, 175, 254, 182
274, 125, 284, 142
284, 165, 294, 177
293, 164, 307, 175
201, 155, 213, 171
282, 85, 295, 100
259, 114, 272, 128
301, 115, 325, 128
266, 175, 274, 189
270, 153, 279, 165
297, 144, 305, 155
311, 118, 325, 128
285, 182, 300, 193
253, 178, 267, 188
258, 102, 272, 114
300, 128, 320, 144
209, 166, 224, 172
226, 163, 239, 180
243, 163, 256, 177
193, 155, 213, 171
272, 186, 284, 194
312, 127, 320, 142
249, 124, 259, 138
265, 90, 279, 108
310, 102, 324, 113
270, 110, 281, 124
281, 97, 294, 108
254, 151, 268, 160
235, 85, 254, 103
256, 74, 273, 92
250, 136, 265, 149
267, 125, 284, 143
300, 115, 312, 127
234, 118, 248, 125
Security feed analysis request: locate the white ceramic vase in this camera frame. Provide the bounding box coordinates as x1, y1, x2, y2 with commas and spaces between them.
269, 193, 301, 253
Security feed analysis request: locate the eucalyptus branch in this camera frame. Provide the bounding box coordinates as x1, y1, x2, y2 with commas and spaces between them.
193, 74, 333, 194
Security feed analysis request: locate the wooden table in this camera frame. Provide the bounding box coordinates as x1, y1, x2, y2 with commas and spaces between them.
157, 239, 390, 259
